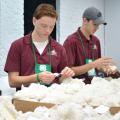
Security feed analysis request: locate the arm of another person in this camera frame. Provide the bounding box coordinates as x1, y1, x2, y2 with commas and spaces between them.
63, 38, 93, 76
63, 37, 113, 76
71, 57, 113, 76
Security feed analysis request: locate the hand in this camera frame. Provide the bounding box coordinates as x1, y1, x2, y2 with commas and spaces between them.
38, 71, 55, 84
61, 67, 75, 79
92, 57, 115, 70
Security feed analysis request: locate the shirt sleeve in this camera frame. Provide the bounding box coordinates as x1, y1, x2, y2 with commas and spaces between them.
4, 42, 21, 73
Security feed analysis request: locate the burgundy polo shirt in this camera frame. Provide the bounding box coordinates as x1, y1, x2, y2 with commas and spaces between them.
4, 34, 68, 84
64, 28, 101, 83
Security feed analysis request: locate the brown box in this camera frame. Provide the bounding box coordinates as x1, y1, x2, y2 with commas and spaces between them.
110, 107, 120, 115
12, 99, 120, 115
12, 99, 55, 113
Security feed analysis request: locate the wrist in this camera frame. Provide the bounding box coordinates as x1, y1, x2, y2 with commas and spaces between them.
36, 73, 42, 83
90, 62, 95, 69
36, 73, 50, 86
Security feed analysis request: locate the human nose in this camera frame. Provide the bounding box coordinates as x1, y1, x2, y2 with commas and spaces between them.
46, 27, 52, 34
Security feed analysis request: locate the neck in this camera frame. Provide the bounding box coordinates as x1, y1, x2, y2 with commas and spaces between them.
80, 27, 91, 40
32, 31, 48, 42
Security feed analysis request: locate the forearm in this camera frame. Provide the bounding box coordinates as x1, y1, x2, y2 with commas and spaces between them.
8, 73, 37, 88
71, 62, 95, 76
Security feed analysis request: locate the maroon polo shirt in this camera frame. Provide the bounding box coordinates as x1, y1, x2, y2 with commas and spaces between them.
4, 34, 68, 84
64, 28, 101, 84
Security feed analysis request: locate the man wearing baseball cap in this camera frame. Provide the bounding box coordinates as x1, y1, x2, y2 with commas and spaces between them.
83, 7, 107, 25
64, 7, 116, 84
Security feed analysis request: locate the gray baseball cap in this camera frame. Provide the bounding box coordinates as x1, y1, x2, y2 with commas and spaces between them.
83, 7, 107, 25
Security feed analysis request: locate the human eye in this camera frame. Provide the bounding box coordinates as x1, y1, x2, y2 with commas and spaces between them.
93, 23, 99, 27
41, 24, 47, 28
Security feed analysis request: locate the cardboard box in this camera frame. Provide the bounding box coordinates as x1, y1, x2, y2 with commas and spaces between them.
12, 99, 120, 115
110, 107, 120, 115
12, 99, 55, 113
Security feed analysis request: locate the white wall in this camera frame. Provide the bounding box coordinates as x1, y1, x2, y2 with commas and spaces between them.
0, 76, 16, 95
57, 0, 105, 51
105, 0, 120, 69
0, 0, 24, 76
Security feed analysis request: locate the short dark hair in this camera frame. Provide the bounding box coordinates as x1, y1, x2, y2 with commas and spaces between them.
33, 3, 58, 20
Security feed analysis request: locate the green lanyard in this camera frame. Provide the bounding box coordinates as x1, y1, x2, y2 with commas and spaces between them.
31, 37, 52, 73
77, 28, 95, 59
77, 28, 97, 76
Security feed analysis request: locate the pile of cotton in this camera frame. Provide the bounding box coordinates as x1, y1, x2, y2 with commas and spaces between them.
14, 77, 85, 104
14, 77, 120, 107
0, 96, 18, 120
74, 77, 120, 107
14, 84, 50, 101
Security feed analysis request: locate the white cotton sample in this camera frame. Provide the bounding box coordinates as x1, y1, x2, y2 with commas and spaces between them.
0, 96, 18, 120
14, 83, 49, 101
94, 105, 109, 114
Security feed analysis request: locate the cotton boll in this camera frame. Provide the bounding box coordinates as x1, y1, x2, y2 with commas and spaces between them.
56, 103, 85, 120
29, 83, 47, 90
70, 93, 87, 106
14, 83, 49, 101
33, 107, 52, 120
61, 77, 74, 83
49, 83, 60, 90
16, 114, 27, 120
91, 77, 104, 84
51, 105, 70, 120
0, 96, 18, 120
94, 105, 109, 114
84, 115, 112, 120
33, 106, 60, 120
62, 77, 85, 86
26, 116, 40, 120
87, 96, 105, 106
34, 106, 49, 114
41, 91, 72, 104
110, 79, 120, 90
56, 103, 73, 119
83, 110, 113, 120
103, 94, 120, 107
64, 83, 83, 94
83, 106, 98, 116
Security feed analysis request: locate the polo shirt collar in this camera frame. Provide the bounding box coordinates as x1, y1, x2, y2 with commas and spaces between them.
77, 27, 93, 43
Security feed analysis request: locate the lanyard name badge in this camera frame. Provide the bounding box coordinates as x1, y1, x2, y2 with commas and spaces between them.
35, 64, 51, 73
86, 59, 96, 76
77, 28, 96, 76
31, 38, 52, 74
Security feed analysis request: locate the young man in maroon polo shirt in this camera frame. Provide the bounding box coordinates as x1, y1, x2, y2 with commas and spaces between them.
64, 7, 116, 84
4, 4, 74, 89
